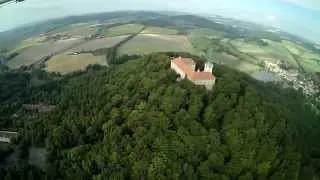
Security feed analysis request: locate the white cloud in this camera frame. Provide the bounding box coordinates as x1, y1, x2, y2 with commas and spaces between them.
267, 15, 276, 21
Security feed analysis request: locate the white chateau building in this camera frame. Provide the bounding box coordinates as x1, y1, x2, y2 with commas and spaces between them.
171, 57, 216, 90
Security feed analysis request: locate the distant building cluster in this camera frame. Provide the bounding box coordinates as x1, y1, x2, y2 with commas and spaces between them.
171, 57, 216, 90
264, 61, 318, 96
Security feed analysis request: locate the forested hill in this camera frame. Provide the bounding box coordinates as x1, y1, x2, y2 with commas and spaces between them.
0, 54, 320, 179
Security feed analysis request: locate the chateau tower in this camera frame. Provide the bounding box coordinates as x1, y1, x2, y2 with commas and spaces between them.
204, 62, 214, 73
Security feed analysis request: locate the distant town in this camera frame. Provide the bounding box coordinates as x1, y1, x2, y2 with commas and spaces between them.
264, 61, 319, 96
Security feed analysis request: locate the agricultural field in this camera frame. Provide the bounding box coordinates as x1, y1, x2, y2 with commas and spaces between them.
68, 35, 129, 52
141, 26, 178, 35
230, 39, 299, 68
218, 40, 258, 65
190, 36, 213, 51
299, 52, 320, 73
45, 53, 107, 74
8, 38, 84, 69
10, 36, 47, 54
187, 28, 320, 78
207, 51, 240, 66
118, 34, 197, 55
103, 24, 145, 37
47, 22, 98, 37
228, 38, 320, 74
281, 40, 320, 73
282, 40, 307, 55
299, 58, 320, 73
189, 28, 225, 39
207, 51, 262, 76
189, 28, 225, 51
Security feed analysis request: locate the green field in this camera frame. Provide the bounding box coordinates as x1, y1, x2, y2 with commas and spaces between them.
189, 28, 225, 39
118, 34, 197, 55
104, 24, 145, 37
141, 26, 178, 35
219, 40, 258, 65
207, 51, 240, 66
10, 36, 47, 54
47, 22, 98, 37
230, 39, 300, 68
8, 38, 84, 69
190, 36, 213, 51
186, 27, 320, 76
208, 51, 261, 75
189, 28, 225, 51
282, 40, 307, 55
281, 41, 320, 73
45, 53, 107, 74
300, 58, 320, 73
68, 35, 129, 52
299, 52, 320, 73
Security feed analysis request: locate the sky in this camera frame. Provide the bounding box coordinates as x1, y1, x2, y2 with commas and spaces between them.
0, 0, 319, 42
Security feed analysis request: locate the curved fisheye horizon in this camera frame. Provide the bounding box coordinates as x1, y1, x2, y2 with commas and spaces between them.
0, 0, 320, 43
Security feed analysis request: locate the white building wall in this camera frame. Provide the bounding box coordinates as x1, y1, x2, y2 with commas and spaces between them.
192, 79, 216, 90
171, 62, 186, 79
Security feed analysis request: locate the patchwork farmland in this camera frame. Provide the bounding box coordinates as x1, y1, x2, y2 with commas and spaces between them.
8, 38, 84, 69
47, 22, 98, 37
68, 35, 129, 52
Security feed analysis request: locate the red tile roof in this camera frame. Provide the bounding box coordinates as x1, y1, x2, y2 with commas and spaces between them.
172, 57, 215, 81
192, 72, 215, 80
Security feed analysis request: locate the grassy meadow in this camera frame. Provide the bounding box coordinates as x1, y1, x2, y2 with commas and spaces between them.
45, 53, 107, 74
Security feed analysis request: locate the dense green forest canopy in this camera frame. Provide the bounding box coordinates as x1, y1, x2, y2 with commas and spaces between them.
0, 53, 319, 179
